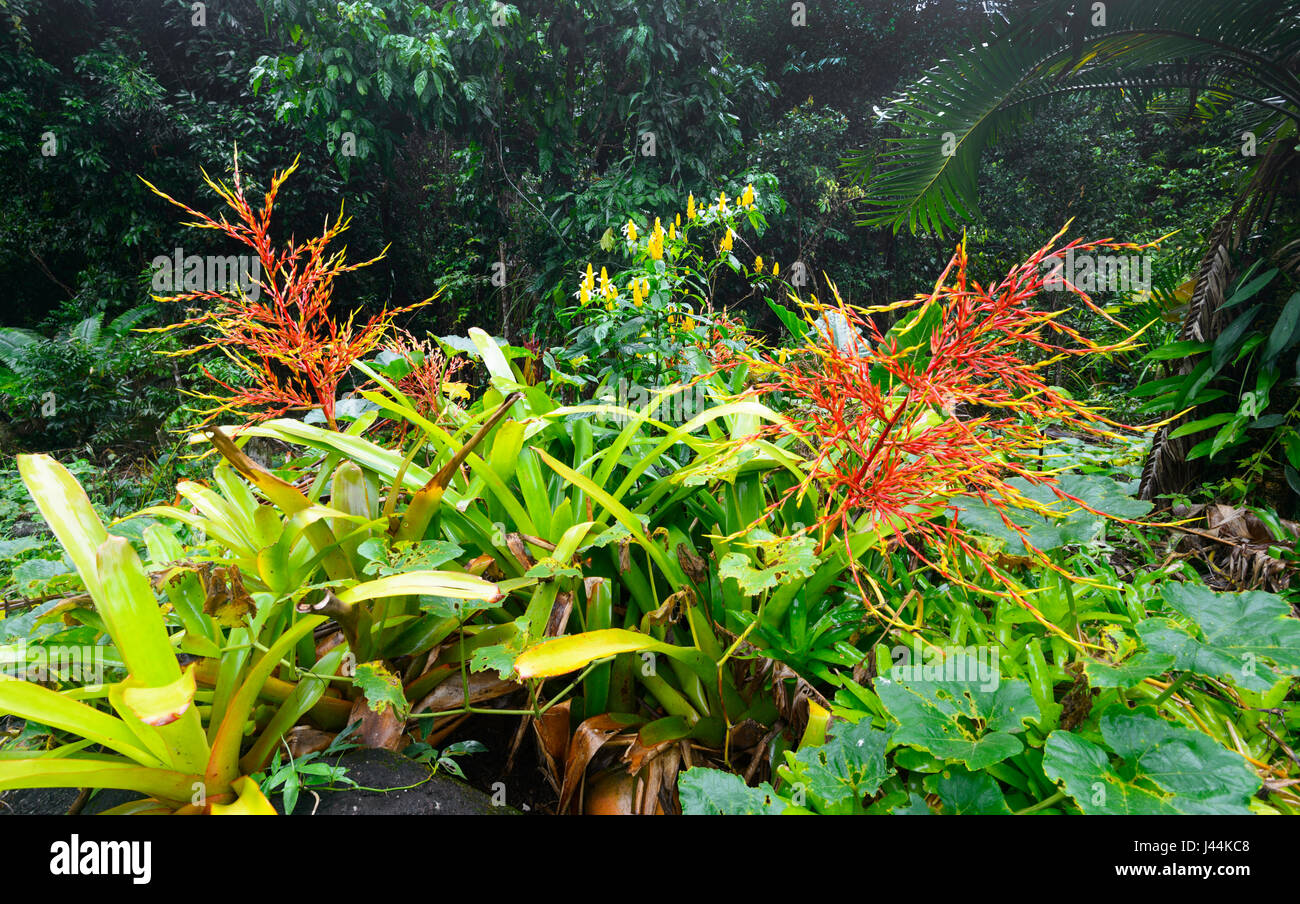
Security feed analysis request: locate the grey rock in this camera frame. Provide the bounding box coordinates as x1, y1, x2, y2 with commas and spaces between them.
279, 748, 520, 816
0, 748, 519, 816
1, 786, 137, 815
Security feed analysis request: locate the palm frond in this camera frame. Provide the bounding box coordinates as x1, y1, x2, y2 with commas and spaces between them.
852, 0, 1300, 234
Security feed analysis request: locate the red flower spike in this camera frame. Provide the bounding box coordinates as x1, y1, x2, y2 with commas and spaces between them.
141, 151, 431, 431
734, 231, 1160, 646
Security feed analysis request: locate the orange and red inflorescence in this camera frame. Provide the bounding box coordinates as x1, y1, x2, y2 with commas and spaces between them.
143, 153, 427, 430
740, 230, 1156, 626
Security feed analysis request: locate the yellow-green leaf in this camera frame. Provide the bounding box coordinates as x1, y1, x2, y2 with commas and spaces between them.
210, 775, 277, 815
120, 664, 198, 727
335, 570, 502, 605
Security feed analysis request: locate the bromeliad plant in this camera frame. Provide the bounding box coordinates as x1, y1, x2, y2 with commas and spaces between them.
0, 368, 506, 812
141, 152, 427, 431
0, 455, 319, 813
0, 440, 506, 812
498, 232, 1249, 810
662, 233, 1297, 816
737, 229, 1167, 639
199, 315, 860, 811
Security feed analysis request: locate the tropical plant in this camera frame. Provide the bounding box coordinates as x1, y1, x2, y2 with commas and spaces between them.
681, 563, 1299, 815
231, 325, 804, 810
496, 233, 1263, 812
1135, 263, 1300, 505
848, 0, 1299, 235
0, 305, 177, 448
141, 153, 427, 431
553, 179, 783, 389
0, 454, 320, 813
845, 0, 1300, 502
736, 230, 1163, 633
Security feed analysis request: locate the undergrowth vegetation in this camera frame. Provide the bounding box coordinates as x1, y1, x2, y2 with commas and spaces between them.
2, 156, 1296, 816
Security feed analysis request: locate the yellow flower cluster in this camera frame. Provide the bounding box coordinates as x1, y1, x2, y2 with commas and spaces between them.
579, 265, 618, 310
577, 184, 762, 312
647, 218, 665, 261
578, 262, 595, 305
628, 276, 651, 306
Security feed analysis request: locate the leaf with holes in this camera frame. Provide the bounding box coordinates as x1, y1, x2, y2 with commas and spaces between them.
352, 661, 409, 721
717, 530, 819, 596
779, 720, 893, 813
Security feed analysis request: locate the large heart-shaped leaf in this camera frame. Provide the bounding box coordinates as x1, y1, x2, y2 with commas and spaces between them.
952, 473, 1150, 554
875, 653, 1040, 770
1042, 707, 1260, 814
678, 768, 787, 815
1140, 584, 1300, 691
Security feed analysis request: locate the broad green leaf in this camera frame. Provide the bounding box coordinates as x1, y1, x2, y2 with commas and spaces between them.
1221, 266, 1277, 311
470, 619, 529, 678
469, 326, 518, 386
418, 594, 501, 621
717, 531, 819, 596
1168, 412, 1235, 440
12, 558, 74, 593
782, 720, 893, 812
1043, 707, 1260, 814
678, 768, 787, 815
524, 558, 584, 581
766, 296, 809, 341
1143, 340, 1210, 361
1137, 584, 1300, 691
954, 472, 1151, 554
1263, 291, 1300, 364
875, 654, 1040, 771
1082, 652, 1175, 689
1210, 306, 1261, 370
923, 766, 1013, 814
0, 536, 44, 558
359, 540, 466, 576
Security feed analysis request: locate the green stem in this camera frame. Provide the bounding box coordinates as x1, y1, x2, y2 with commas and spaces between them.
1015, 789, 1067, 815
1153, 671, 1191, 706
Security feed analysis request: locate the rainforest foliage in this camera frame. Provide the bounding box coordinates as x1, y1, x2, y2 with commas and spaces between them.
0, 0, 1298, 817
